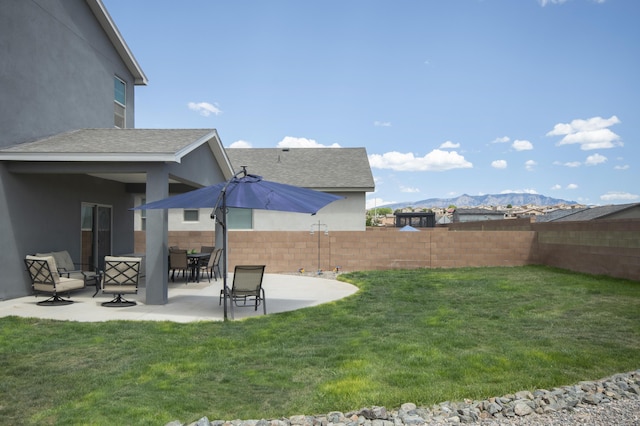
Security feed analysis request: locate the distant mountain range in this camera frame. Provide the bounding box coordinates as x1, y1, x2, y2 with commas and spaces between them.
380, 193, 578, 210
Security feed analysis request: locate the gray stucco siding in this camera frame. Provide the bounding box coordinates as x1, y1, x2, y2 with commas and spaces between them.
0, 171, 134, 300
0, 0, 136, 147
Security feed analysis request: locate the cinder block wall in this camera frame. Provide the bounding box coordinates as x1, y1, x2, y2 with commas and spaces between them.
533, 219, 640, 281
134, 219, 640, 281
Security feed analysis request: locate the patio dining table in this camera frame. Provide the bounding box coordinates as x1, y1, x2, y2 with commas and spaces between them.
187, 252, 210, 282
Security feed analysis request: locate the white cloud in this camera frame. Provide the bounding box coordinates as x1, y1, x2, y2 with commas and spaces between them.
277, 136, 341, 148
491, 160, 507, 169
512, 139, 533, 151
539, 0, 606, 6
547, 115, 622, 150
551, 184, 562, 190
563, 161, 582, 167
374, 121, 391, 127
600, 192, 640, 201
229, 140, 252, 148
440, 140, 460, 149
187, 101, 222, 117
368, 149, 473, 172
525, 160, 537, 171
400, 186, 420, 193
539, 0, 567, 5
366, 197, 396, 209
567, 183, 579, 190
491, 136, 510, 144
585, 153, 607, 166
500, 189, 538, 194
614, 164, 630, 170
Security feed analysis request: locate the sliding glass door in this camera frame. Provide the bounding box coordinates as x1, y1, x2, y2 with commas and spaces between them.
81, 203, 112, 271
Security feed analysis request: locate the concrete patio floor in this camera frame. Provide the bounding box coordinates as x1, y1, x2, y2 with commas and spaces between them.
0, 274, 358, 323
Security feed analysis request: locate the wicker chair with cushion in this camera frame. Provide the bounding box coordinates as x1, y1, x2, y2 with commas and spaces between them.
24, 255, 85, 305
100, 256, 142, 307
36, 250, 100, 296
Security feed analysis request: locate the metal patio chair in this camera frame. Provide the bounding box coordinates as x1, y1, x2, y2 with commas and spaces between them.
24, 255, 85, 305
100, 256, 142, 307
219, 265, 266, 314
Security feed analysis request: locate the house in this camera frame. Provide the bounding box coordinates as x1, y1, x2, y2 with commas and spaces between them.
137, 147, 375, 233
452, 208, 507, 223
224, 148, 374, 231
0, 0, 233, 303
394, 211, 436, 228
0, 0, 374, 303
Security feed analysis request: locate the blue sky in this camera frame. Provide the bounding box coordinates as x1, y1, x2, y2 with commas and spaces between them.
103, 0, 639, 208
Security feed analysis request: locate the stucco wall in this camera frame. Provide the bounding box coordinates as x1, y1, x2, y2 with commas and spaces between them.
0, 0, 136, 147
1, 173, 134, 300
135, 219, 640, 282
139, 191, 367, 232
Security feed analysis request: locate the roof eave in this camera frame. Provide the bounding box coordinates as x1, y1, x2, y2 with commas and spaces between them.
312, 187, 376, 193
0, 153, 180, 162
86, 0, 148, 85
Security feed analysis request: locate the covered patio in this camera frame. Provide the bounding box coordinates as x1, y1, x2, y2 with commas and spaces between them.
0, 274, 358, 323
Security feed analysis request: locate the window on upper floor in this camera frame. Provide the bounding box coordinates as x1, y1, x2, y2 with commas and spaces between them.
114, 76, 126, 128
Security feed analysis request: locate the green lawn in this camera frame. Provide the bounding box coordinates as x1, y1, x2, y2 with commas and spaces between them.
1, 265, 639, 425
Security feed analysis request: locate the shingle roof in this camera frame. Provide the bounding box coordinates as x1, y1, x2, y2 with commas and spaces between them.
551, 203, 640, 222
0, 129, 221, 162
455, 208, 505, 215
535, 208, 588, 222
225, 148, 375, 191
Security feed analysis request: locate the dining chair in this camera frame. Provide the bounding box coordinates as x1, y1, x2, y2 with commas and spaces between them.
169, 248, 189, 282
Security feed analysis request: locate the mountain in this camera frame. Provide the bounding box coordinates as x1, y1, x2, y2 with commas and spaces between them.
380, 193, 578, 210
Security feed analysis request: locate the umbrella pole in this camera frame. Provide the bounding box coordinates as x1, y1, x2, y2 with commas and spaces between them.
222, 191, 229, 320
221, 167, 248, 321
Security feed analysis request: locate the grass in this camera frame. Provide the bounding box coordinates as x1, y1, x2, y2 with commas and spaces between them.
1, 265, 639, 425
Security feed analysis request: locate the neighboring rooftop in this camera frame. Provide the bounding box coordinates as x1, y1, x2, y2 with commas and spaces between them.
547, 203, 640, 222
226, 147, 375, 192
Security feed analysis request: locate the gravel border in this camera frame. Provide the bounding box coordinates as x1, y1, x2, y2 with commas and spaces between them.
169, 370, 640, 426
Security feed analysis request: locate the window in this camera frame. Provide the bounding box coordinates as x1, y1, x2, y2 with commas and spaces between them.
114, 77, 126, 128
227, 208, 253, 229
184, 209, 199, 222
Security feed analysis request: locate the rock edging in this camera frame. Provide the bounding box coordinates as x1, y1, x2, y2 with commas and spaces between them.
168, 370, 640, 426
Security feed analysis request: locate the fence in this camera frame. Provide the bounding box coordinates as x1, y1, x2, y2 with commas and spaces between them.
133, 217, 640, 282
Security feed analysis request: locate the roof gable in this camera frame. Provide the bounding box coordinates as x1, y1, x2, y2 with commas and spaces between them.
86, 0, 147, 85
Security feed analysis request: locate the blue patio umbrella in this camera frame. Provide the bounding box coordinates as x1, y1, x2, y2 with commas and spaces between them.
133, 168, 343, 319
135, 172, 342, 213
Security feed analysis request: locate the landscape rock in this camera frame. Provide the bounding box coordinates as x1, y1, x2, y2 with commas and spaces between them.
171, 370, 640, 426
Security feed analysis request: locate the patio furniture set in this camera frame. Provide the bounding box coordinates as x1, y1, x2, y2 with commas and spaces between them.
23, 249, 267, 315
168, 245, 222, 283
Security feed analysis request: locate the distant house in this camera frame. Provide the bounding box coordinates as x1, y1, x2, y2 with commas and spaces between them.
395, 211, 436, 228
452, 208, 507, 223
